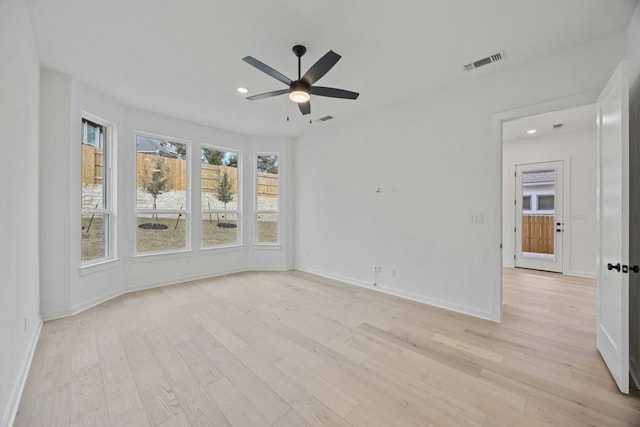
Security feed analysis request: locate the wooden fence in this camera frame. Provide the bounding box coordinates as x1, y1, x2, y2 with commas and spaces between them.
81, 146, 278, 197
136, 153, 189, 191
201, 162, 238, 194
522, 215, 554, 254
82, 144, 103, 184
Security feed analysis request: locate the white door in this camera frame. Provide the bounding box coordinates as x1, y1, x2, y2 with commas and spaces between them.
597, 61, 629, 394
514, 161, 563, 272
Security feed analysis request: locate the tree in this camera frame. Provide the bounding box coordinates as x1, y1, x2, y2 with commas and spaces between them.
257, 155, 279, 174
173, 142, 186, 158
141, 156, 171, 222
225, 153, 238, 168
216, 170, 233, 210
202, 148, 224, 165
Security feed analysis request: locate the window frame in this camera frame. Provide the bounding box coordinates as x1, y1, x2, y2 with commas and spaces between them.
254, 152, 280, 245
80, 113, 116, 267
134, 131, 191, 256
200, 144, 242, 249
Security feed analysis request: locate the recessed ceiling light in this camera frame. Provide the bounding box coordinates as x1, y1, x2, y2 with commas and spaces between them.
526, 129, 537, 134
237, 87, 248, 94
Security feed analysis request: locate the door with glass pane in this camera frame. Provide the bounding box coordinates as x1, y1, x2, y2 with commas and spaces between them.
514, 161, 564, 272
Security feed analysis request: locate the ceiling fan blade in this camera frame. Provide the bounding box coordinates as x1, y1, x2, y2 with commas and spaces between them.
242, 56, 292, 86
298, 101, 311, 115
246, 89, 289, 101
301, 50, 341, 86
310, 86, 359, 100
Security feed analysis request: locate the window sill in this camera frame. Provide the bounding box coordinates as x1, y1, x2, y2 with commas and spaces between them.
79, 258, 119, 276
131, 249, 192, 263
199, 244, 245, 255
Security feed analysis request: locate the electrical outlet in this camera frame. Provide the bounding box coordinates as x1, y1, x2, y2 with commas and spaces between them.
468, 214, 484, 224
373, 265, 381, 273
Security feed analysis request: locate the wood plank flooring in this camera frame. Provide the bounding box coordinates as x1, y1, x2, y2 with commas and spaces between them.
13, 268, 640, 426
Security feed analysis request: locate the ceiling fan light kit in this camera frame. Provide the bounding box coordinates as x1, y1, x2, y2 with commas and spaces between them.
288, 87, 310, 104
242, 44, 359, 115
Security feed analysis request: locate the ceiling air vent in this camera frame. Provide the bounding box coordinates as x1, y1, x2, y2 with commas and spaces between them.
316, 115, 334, 123
553, 123, 564, 129
464, 51, 504, 71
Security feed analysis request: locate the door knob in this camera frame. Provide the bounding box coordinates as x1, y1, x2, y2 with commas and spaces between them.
631, 265, 640, 273
608, 263, 621, 272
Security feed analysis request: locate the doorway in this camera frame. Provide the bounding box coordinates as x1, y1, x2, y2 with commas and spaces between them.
501, 103, 597, 277
514, 161, 564, 272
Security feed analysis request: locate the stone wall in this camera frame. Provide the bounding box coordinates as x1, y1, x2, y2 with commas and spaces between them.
81, 184, 278, 211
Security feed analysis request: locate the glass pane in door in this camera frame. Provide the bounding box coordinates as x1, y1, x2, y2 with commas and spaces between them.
521, 169, 555, 259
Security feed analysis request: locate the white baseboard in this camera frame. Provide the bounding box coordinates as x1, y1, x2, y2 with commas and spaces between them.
42, 266, 275, 321
246, 265, 295, 272
127, 267, 246, 293
295, 266, 374, 288
566, 270, 596, 279
295, 265, 493, 321
2, 317, 42, 427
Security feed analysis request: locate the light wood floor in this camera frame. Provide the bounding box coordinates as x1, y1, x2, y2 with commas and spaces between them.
14, 268, 640, 426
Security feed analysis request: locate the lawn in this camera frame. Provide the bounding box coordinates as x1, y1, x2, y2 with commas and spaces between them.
81, 215, 278, 262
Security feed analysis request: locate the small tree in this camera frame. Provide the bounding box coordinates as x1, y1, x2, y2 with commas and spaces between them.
141, 156, 171, 222
216, 170, 233, 211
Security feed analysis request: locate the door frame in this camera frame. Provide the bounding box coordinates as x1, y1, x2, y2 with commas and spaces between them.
492, 90, 600, 322
514, 160, 565, 273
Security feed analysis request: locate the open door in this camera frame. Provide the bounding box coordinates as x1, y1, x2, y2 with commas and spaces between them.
597, 61, 629, 393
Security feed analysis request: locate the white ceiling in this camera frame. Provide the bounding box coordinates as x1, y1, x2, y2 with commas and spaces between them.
502, 103, 597, 143
26, 0, 636, 137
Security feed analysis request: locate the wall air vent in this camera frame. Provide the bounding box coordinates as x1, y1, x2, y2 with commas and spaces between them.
553, 123, 564, 129
316, 115, 334, 123
464, 51, 504, 71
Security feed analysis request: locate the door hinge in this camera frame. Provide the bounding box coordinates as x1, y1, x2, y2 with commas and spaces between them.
514, 227, 516, 232
514, 171, 517, 177
514, 254, 516, 260
514, 199, 517, 205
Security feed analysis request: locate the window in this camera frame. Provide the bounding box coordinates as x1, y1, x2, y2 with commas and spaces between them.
201, 146, 240, 247
135, 134, 189, 254
81, 117, 113, 264
256, 154, 279, 244
522, 195, 531, 210
538, 195, 555, 210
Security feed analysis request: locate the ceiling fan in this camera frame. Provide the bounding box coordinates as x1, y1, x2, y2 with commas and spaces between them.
242, 45, 359, 116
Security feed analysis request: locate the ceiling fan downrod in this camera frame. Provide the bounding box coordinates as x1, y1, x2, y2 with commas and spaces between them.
292, 45, 306, 81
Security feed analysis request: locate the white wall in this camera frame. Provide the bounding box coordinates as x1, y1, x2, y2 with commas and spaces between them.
294, 33, 626, 321
502, 128, 597, 277
39, 71, 295, 319
0, 0, 41, 424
